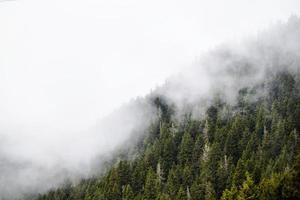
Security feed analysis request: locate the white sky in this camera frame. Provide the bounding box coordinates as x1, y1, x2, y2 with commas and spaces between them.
0, 0, 300, 133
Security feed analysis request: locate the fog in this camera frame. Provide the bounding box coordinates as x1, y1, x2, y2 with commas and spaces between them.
156, 16, 300, 121
0, 0, 300, 199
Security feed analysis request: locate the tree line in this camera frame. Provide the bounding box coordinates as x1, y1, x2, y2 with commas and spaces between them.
35, 71, 300, 200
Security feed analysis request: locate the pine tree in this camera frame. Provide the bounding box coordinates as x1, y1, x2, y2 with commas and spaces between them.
144, 168, 158, 200
175, 186, 187, 200
258, 173, 281, 200
190, 180, 205, 200
123, 184, 134, 200
166, 166, 180, 199
160, 129, 176, 175
237, 172, 257, 200
132, 159, 146, 193
105, 167, 122, 200
204, 181, 217, 200
155, 193, 170, 200
118, 160, 131, 187
182, 165, 192, 187
192, 134, 204, 172
232, 159, 246, 187
281, 153, 300, 199
225, 116, 246, 164
221, 186, 238, 200
178, 131, 194, 165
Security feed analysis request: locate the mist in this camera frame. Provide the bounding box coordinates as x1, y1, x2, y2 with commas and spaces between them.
1, 0, 300, 199
158, 16, 300, 119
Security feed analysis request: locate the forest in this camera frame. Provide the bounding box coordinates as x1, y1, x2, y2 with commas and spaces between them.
1, 1, 300, 200
34, 69, 300, 199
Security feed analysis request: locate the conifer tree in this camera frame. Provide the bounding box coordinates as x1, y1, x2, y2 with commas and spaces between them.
144, 168, 158, 200
204, 181, 217, 200
237, 172, 257, 200
166, 166, 180, 199
221, 186, 238, 200
175, 186, 187, 200
123, 184, 134, 200
178, 131, 193, 165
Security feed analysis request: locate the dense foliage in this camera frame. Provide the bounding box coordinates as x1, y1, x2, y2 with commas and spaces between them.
35, 71, 300, 200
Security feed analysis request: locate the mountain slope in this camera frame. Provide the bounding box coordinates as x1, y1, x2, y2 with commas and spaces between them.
34, 17, 300, 200
35, 70, 300, 200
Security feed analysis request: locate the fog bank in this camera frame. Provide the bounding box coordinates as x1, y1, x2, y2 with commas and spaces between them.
0, 1, 300, 199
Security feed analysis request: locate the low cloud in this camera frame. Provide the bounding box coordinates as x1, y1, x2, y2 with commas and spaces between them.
0, 16, 300, 200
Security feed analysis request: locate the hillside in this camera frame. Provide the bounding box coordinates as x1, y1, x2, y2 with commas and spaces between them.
33, 18, 300, 200
35, 71, 300, 200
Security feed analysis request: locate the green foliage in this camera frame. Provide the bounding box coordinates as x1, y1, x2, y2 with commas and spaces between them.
175, 186, 187, 200
204, 181, 217, 200
221, 186, 238, 200
237, 172, 257, 200
178, 131, 193, 165
36, 71, 300, 200
144, 168, 158, 200
123, 185, 134, 200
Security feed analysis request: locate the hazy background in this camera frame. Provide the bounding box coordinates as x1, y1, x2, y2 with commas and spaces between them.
1, 0, 300, 199
1, 0, 300, 132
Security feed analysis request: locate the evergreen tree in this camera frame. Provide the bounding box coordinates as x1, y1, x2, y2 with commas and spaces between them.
123, 184, 134, 200
175, 186, 187, 200
144, 168, 158, 200
178, 131, 193, 165
221, 186, 238, 200
166, 166, 180, 199
237, 172, 257, 200
204, 181, 217, 200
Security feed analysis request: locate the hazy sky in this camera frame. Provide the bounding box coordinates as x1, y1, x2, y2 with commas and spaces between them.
1, 0, 300, 133
1, 1, 300, 198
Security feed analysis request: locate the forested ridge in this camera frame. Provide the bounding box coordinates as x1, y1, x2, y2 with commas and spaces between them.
34, 70, 300, 200
31, 17, 300, 200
